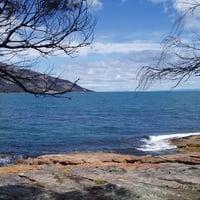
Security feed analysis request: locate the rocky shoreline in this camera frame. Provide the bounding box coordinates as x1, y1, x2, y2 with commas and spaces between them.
171, 135, 200, 153
0, 136, 200, 200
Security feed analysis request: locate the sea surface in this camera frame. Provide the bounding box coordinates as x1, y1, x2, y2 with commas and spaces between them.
0, 91, 200, 165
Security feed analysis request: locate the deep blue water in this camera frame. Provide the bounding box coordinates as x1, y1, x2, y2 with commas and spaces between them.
0, 91, 200, 164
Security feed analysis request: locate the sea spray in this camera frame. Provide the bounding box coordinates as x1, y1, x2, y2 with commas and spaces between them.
137, 132, 200, 152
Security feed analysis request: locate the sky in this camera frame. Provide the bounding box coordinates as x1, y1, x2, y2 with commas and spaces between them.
38, 0, 200, 91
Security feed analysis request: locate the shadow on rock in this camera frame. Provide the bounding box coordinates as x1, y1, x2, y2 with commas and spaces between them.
86, 183, 137, 200
0, 183, 137, 200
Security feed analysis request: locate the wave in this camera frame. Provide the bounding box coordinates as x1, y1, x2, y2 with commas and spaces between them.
0, 154, 23, 166
137, 132, 200, 152
0, 156, 12, 166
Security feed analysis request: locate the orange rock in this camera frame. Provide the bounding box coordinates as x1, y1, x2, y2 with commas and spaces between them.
171, 135, 200, 153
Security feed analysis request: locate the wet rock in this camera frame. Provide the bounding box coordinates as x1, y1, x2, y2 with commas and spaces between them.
171, 135, 200, 153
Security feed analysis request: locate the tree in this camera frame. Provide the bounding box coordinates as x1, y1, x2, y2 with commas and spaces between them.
138, 1, 200, 89
0, 0, 95, 95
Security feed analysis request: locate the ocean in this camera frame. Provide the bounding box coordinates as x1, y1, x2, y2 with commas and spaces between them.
0, 91, 200, 165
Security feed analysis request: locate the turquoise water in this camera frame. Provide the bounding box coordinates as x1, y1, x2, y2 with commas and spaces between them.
0, 91, 200, 164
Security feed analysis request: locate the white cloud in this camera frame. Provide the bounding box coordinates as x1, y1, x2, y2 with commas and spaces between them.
149, 0, 168, 3
77, 41, 161, 56
173, 0, 200, 12
87, 0, 103, 10
121, 0, 127, 3
55, 48, 200, 92
52, 48, 161, 91
149, 0, 200, 30
60, 59, 139, 91
172, 0, 200, 29
149, 0, 200, 12
34, 38, 200, 92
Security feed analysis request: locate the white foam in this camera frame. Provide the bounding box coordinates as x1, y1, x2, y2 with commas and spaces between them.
137, 132, 200, 152
0, 157, 11, 165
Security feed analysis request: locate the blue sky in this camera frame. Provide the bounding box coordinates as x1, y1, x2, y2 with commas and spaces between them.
39, 0, 200, 91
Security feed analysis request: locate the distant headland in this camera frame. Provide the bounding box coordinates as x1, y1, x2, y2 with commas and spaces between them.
0, 64, 92, 94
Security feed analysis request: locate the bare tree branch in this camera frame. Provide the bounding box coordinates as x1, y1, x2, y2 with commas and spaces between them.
0, 0, 95, 96
138, 2, 200, 90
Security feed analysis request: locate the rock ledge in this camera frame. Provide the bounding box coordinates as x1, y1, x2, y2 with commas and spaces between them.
0, 136, 200, 200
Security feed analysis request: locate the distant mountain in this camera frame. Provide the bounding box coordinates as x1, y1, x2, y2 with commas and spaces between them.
0, 64, 92, 94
